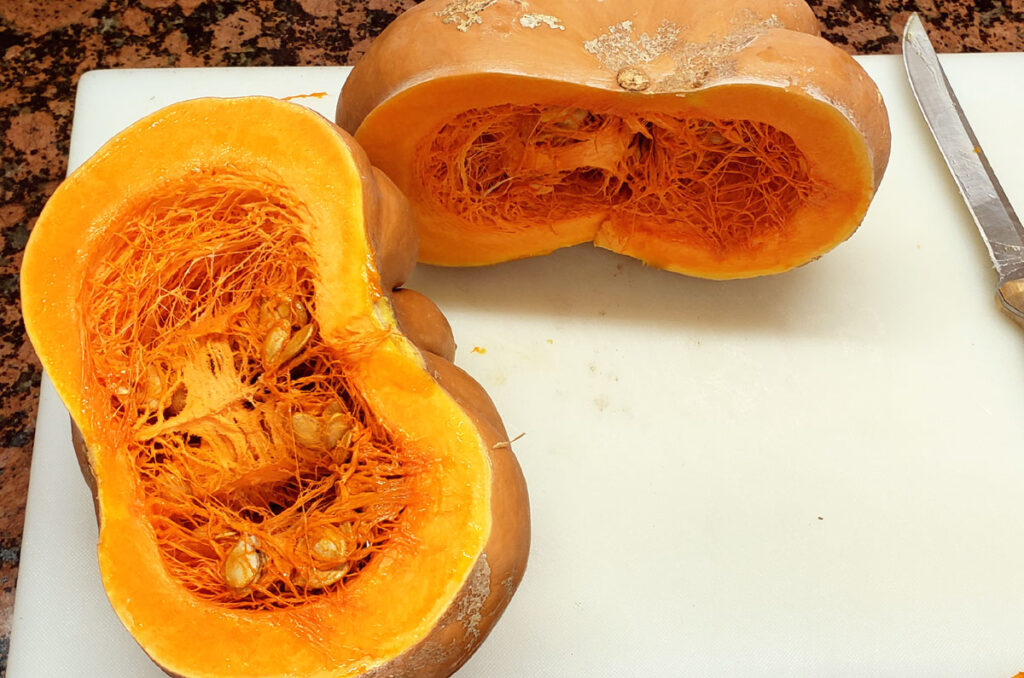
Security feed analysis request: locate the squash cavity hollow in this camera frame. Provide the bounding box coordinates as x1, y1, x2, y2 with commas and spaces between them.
420, 104, 815, 254
80, 167, 419, 610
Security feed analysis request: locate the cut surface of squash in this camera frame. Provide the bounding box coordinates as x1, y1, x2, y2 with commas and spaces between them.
339, 0, 891, 278
21, 96, 529, 678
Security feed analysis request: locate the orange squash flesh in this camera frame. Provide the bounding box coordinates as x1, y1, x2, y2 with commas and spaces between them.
21, 97, 529, 678
338, 0, 891, 278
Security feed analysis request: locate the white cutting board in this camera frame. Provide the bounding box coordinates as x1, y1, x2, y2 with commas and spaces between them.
9, 57, 1024, 677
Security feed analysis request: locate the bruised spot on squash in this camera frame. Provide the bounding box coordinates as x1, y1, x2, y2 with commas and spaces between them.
419, 104, 814, 256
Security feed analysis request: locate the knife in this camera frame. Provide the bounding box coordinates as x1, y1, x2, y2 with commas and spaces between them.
902, 13, 1024, 327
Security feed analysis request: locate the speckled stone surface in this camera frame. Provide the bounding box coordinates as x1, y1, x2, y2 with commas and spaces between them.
1, 0, 1022, 672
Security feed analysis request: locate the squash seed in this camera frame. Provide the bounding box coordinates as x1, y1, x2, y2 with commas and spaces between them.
291, 412, 322, 448
258, 296, 286, 328
322, 414, 351, 450
262, 321, 291, 366
310, 530, 348, 562
290, 297, 309, 325
278, 323, 314, 364
275, 298, 292, 322
293, 564, 348, 589
224, 535, 263, 591
293, 527, 351, 589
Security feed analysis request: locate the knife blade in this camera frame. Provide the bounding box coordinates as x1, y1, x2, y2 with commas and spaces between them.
902, 12, 1024, 326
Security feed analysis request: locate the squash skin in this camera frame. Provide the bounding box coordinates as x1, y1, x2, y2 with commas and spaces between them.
365, 353, 530, 678
22, 97, 529, 678
391, 289, 458, 362
338, 0, 891, 278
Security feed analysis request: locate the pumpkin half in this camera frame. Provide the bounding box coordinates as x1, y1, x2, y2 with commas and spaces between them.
338, 0, 891, 278
20, 97, 529, 678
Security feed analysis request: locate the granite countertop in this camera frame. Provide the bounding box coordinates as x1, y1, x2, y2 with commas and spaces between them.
1, 0, 1022, 673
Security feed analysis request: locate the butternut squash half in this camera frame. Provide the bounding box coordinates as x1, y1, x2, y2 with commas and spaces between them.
338, 0, 891, 278
20, 97, 529, 678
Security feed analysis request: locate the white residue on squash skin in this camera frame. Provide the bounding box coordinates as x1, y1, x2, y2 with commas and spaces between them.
583, 20, 681, 73
584, 12, 786, 92
520, 13, 565, 30
511, 0, 564, 30
360, 555, 494, 678
436, 0, 499, 32
448, 553, 491, 640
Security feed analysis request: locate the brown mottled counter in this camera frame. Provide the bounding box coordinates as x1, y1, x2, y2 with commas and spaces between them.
1, 0, 1022, 673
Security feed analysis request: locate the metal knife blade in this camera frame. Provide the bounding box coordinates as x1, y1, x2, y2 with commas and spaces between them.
902, 13, 1024, 326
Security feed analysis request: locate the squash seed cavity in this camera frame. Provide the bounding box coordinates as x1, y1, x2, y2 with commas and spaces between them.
419, 104, 815, 253
80, 169, 419, 611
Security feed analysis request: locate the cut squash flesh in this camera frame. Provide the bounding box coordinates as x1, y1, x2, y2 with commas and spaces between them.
21, 97, 529, 678
356, 78, 875, 277
338, 0, 891, 278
